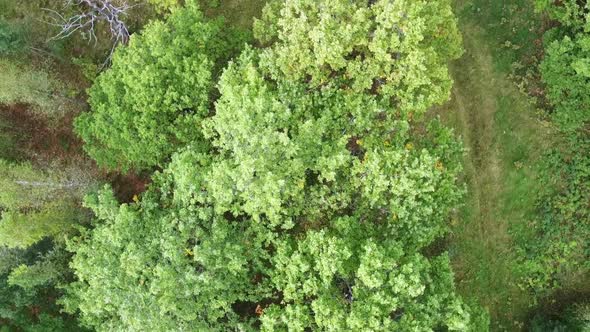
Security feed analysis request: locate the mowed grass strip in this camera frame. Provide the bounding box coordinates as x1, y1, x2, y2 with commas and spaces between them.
438, 1, 553, 330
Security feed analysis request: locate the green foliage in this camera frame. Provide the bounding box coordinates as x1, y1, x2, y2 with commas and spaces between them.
262, 231, 470, 331
254, 0, 463, 116
541, 33, 590, 131
0, 160, 89, 331
0, 243, 80, 331
0, 18, 25, 55
508, 1, 590, 296
0, 159, 89, 248
0, 160, 84, 210
7, 247, 69, 290
517, 2, 590, 295
66, 0, 483, 330
535, 0, 590, 31
64, 185, 267, 331
516, 131, 590, 292
0, 161, 91, 330
148, 0, 181, 12
202, 46, 464, 243
0, 163, 87, 329
75, 2, 246, 172
0, 201, 80, 249
530, 302, 590, 331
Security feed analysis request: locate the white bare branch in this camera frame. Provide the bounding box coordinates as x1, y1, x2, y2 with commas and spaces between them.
45, 0, 136, 64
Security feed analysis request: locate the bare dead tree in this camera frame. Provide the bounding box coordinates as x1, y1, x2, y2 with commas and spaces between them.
44, 0, 135, 65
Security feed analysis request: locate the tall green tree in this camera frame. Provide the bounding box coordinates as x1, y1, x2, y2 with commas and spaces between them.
66, 1, 483, 330
254, 0, 463, 115
75, 1, 246, 172
0, 160, 91, 329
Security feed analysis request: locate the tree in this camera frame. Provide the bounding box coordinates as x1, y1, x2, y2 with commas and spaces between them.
203, 45, 471, 330
260, 228, 471, 331
0, 241, 82, 331
75, 1, 246, 172
63, 184, 269, 331
147, 0, 180, 13
254, 0, 463, 116
66, 0, 483, 330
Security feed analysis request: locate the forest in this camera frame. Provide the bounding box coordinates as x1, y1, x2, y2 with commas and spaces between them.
0, 0, 588, 331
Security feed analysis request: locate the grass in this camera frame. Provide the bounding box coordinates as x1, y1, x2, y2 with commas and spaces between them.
459, 0, 545, 73
438, 0, 554, 330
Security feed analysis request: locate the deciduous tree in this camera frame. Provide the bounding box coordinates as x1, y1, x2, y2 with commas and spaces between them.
75, 1, 245, 171
66, 1, 483, 330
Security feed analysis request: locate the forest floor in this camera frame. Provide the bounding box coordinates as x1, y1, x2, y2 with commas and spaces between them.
441, 1, 553, 330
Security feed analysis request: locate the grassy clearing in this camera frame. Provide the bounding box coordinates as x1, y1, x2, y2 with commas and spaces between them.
440, 0, 554, 330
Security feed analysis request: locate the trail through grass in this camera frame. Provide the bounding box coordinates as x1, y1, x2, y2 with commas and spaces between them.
442, 1, 553, 330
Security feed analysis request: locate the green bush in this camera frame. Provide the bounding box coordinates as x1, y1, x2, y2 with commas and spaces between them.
540, 33, 590, 132
0, 19, 25, 55
530, 302, 590, 331
535, 0, 589, 32
519, 0, 590, 295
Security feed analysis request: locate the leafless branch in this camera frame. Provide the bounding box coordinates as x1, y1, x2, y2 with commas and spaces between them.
45, 0, 136, 66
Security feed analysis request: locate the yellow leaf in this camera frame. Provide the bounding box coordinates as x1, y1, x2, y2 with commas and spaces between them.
435, 160, 444, 170
297, 179, 305, 189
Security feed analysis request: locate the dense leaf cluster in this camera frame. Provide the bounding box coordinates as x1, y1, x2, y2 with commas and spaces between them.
65, 1, 486, 331
75, 2, 246, 171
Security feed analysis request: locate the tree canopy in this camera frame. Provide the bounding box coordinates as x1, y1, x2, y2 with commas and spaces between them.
254, 0, 463, 116
64, 1, 483, 330
535, 0, 590, 31
75, 2, 245, 172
